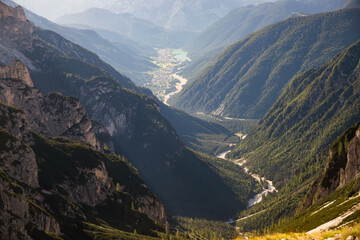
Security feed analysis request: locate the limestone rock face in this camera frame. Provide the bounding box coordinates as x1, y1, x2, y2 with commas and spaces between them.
0, 142, 61, 239
0, 3, 169, 235
341, 129, 360, 187
0, 60, 33, 86
0, 131, 38, 188
300, 123, 360, 211
0, 102, 31, 140
0, 74, 114, 152
79, 76, 184, 163
0, 59, 167, 236
57, 161, 114, 207
0, 2, 26, 21
136, 195, 167, 223
0, 2, 36, 68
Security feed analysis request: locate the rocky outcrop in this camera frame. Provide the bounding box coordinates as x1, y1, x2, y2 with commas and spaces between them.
0, 102, 31, 141
0, 1, 26, 21
0, 99, 167, 238
0, 71, 114, 152
0, 128, 38, 188
300, 122, 360, 211
0, 1, 33, 48
0, 60, 33, 86
79, 76, 184, 165
56, 161, 114, 207
0, 2, 36, 69
0, 151, 61, 239
340, 128, 360, 187
136, 195, 167, 223
0, 59, 167, 239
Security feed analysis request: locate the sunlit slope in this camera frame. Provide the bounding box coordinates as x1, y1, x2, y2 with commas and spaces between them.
170, 8, 360, 119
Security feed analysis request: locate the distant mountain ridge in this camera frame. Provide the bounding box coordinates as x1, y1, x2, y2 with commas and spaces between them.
170, 8, 360, 119
179, 0, 349, 84
93, 0, 272, 32
184, 0, 348, 57
55, 7, 195, 48
1, 0, 157, 85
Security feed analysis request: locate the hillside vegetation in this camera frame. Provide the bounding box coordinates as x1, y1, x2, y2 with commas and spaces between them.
184, 0, 347, 57
231, 39, 360, 232
170, 9, 360, 119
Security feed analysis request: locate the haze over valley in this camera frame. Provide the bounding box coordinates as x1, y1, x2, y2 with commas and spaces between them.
1, 0, 360, 239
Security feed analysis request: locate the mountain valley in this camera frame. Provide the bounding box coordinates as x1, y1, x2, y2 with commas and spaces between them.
0, 0, 360, 239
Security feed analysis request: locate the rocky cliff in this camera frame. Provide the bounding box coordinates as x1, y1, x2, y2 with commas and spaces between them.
0, 1, 37, 69
0, 61, 167, 238
0, 1, 25, 21
0, 61, 114, 152
0, 111, 38, 187
301, 122, 360, 210
0, 166, 61, 240
0, 59, 33, 86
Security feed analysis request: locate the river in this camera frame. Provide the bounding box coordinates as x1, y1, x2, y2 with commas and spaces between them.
216, 150, 277, 208
164, 73, 188, 105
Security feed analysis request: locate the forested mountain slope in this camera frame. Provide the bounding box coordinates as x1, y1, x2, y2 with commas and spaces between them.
230, 39, 360, 186
170, 8, 360, 119
275, 122, 360, 233
180, 0, 348, 84
232, 39, 360, 233
184, 0, 347, 57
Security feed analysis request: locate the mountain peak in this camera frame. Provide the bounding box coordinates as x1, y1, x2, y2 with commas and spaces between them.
0, 1, 26, 21
0, 60, 33, 87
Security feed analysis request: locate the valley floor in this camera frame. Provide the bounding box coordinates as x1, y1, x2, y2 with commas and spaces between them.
143, 48, 190, 102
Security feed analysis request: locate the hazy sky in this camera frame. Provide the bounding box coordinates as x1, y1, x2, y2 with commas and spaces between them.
12, 0, 272, 22
13, 0, 116, 20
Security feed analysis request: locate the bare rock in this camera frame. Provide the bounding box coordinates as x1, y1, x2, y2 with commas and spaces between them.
0, 2, 26, 21
0, 169, 61, 239
0, 73, 114, 152
341, 129, 360, 187
0, 60, 33, 86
